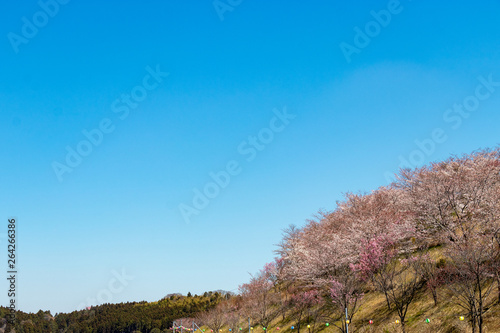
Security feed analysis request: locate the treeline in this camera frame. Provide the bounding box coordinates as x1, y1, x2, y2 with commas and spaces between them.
0, 291, 229, 333
198, 148, 500, 333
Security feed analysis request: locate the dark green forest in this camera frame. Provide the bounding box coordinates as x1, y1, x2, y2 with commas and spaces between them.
0, 291, 227, 333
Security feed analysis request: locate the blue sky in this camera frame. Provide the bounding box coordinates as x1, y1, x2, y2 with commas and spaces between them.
1, 0, 500, 314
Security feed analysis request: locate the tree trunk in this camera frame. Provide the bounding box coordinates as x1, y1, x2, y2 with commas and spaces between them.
384, 292, 391, 311
431, 288, 438, 306
478, 303, 484, 333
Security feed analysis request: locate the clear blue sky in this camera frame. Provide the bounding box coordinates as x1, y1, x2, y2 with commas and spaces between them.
1, 0, 500, 314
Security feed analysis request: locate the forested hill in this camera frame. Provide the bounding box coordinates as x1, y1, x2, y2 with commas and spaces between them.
0, 291, 229, 333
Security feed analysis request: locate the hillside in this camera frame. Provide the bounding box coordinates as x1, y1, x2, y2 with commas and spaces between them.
332, 246, 500, 332
0, 292, 227, 333
196, 149, 500, 333
4, 278, 499, 333
4, 148, 500, 333
193, 247, 500, 333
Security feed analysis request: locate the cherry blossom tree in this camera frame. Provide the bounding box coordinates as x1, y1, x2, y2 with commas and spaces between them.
444, 232, 498, 333
396, 149, 500, 243
385, 254, 427, 333
224, 296, 243, 333
278, 210, 359, 285
196, 303, 227, 333
396, 149, 500, 333
351, 235, 397, 311
271, 148, 500, 333
287, 288, 323, 333
239, 265, 280, 329
326, 266, 363, 333
420, 255, 446, 306
336, 188, 412, 246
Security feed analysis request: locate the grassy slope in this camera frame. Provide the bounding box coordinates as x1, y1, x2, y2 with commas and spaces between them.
258, 288, 500, 333
351, 281, 500, 333
243, 247, 500, 333
330, 246, 497, 332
